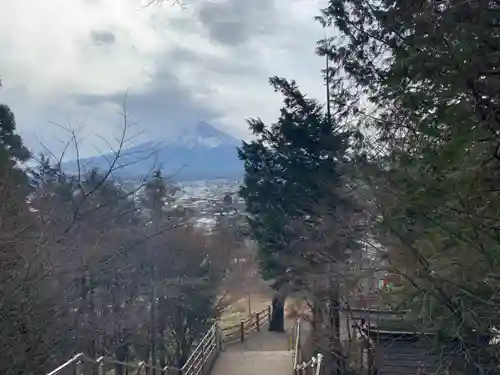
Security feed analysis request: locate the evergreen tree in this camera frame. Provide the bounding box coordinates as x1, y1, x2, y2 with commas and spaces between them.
142, 169, 180, 223
319, 0, 500, 370
0, 90, 31, 205
239, 77, 354, 331
0, 103, 30, 167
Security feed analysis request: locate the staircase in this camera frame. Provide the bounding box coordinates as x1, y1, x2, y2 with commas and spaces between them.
212, 351, 293, 375
45, 306, 322, 375
212, 316, 295, 375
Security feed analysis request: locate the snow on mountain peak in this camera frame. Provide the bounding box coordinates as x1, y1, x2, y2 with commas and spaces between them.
168, 122, 240, 149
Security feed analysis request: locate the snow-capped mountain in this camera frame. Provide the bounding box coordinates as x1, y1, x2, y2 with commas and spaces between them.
62, 122, 244, 181
167, 121, 240, 149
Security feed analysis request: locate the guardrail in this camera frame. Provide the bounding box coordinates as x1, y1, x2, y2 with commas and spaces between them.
45, 352, 180, 375
292, 318, 323, 375
294, 353, 323, 375
292, 317, 302, 368
221, 306, 271, 344
45, 306, 272, 375
45, 323, 223, 375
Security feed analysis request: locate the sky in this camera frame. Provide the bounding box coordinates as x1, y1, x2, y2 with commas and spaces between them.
0, 0, 330, 158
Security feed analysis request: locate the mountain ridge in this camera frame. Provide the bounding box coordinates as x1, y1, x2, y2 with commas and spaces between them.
62, 122, 244, 182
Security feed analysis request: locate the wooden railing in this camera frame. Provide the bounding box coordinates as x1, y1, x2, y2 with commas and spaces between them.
292, 318, 323, 375
45, 323, 223, 375
221, 306, 271, 344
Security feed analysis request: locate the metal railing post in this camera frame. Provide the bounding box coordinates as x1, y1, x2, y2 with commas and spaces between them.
294, 318, 301, 368
96, 357, 105, 375
240, 321, 244, 342
138, 362, 146, 375
315, 354, 323, 375
201, 342, 206, 374
216, 323, 225, 352
73, 360, 82, 375
256, 312, 260, 331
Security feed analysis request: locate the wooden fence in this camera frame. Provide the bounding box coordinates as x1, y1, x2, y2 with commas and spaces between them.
221, 306, 271, 344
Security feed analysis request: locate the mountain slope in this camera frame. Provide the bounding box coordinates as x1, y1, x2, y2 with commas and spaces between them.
63, 122, 244, 181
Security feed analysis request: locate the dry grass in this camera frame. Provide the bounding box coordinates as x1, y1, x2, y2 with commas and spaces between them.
220, 294, 272, 329
220, 293, 312, 327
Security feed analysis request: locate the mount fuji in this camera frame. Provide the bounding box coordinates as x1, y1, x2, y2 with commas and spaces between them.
63, 122, 244, 181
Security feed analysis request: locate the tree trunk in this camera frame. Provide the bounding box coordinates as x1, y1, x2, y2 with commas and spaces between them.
268, 294, 285, 332
328, 281, 345, 375
150, 286, 157, 373
149, 246, 157, 374
158, 321, 166, 370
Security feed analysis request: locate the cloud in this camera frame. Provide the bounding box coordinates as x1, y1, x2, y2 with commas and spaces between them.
0, 0, 329, 158
197, 0, 279, 46
91, 31, 116, 45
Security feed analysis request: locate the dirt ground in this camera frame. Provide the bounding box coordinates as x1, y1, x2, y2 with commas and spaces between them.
218, 274, 312, 329
218, 275, 274, 328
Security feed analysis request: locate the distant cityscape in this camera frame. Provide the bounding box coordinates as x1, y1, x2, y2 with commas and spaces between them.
126, 178, 246, 231
177, 179, 245, 230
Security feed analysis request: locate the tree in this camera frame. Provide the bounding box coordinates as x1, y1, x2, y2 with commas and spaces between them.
319, 0, 500, 371
0, 99, 225, 374
140, 169, 222, 369
239, 76, 355, 332
156, 227, 222, 368
0, 95, 31, 208
0, 102, 30, 166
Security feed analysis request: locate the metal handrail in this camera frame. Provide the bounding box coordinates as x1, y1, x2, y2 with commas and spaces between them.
181, 324, 217, 374
293, 318, 301, 369
45, 353, 87, 375
45, 305, 272, 375
295, 353, 323, 375
181, 323, 220, 375
45, 323, 222, 375
45, 352, 177, 375
292, 318, 323, 375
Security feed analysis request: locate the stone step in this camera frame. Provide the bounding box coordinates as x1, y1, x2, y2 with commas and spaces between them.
211, 350, 293, 375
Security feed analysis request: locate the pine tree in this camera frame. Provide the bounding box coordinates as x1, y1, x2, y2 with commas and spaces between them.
239, 76, 354, 331
0, 95, 31, 204
319, 0, 500, 370
0, 103, 30, 166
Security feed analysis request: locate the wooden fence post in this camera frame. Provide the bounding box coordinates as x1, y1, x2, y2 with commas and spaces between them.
240, 321, 245, 342
268, 305, 271, 326
256, 312, 260, 331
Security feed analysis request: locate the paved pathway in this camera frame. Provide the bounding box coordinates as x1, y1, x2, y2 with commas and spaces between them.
211, 319, 296, 375
211, 351, 293, 375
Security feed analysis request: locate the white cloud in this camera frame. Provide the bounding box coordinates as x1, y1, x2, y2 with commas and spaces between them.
0, 0, 329, 158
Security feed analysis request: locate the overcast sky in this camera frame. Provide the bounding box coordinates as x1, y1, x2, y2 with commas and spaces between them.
0, 0, 329, 158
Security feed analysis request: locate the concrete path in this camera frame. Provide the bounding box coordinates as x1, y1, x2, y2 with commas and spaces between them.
211, 319, 296, 375
211, 351, 293, 375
